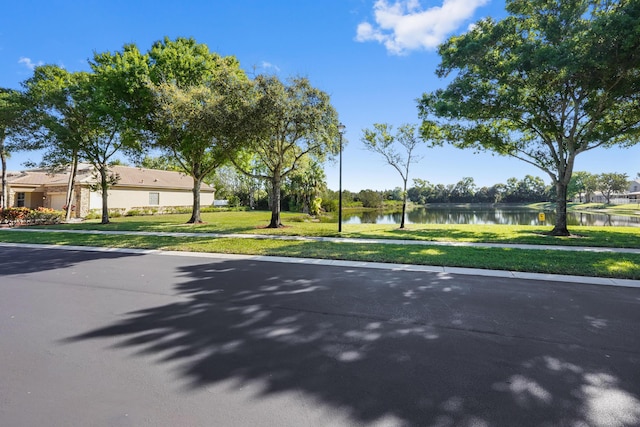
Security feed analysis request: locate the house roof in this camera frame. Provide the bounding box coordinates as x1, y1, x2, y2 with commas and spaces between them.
7, 164, 214, 192
7, 171, 69, 186
108, 165, 213, 192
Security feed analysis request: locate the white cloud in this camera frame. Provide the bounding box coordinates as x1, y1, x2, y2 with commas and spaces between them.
260, 61, 281, 72
356, 0, 490, 55
18, 57, 43, 70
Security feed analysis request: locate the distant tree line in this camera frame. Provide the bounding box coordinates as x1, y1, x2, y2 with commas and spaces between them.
407, 176, 551, 204
210, 168, 634, 215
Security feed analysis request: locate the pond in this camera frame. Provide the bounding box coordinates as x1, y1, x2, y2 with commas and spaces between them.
343, 206, 640, 227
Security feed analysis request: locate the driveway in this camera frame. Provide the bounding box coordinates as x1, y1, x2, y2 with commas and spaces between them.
1, 245, 639, 426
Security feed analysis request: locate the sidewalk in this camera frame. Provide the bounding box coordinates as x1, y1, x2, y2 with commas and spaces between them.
4, 227, 640, 289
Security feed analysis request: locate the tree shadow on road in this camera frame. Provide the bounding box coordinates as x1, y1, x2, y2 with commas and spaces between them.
63, 258, 640, 426
0, 246, 143, 276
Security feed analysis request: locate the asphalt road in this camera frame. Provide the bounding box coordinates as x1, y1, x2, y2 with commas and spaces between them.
1, 246, 639, 427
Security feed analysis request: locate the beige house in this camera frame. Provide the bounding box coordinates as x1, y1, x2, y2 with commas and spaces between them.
6, 164, 215, 218
583, 180, 640, 204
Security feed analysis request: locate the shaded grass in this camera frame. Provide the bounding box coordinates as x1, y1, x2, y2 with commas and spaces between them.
23, 210, 640, 248
26, 211, 340, 236
1, 230, 639, 280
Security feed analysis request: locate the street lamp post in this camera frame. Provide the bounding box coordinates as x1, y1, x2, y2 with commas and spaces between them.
338, 123, 346, 232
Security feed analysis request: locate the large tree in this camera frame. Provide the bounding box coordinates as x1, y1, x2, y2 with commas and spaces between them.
22, 66, 92, 220
418, 0, 640, 235
361, 123, 421, 228
0, 88, 26, 209
25, 63, 144, 224
234, 75, 341, 228
136, 37, 252, 223
568, 171, 598, 202
597, 172, 629, 204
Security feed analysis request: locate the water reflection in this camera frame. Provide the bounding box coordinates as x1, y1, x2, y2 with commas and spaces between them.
343, 206, 640, 227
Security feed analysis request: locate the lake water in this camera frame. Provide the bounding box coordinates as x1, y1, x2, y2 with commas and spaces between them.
343, 206, 640, 227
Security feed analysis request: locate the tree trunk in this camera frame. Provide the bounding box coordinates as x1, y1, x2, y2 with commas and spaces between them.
1, 146, 7, 210
268, 176, 282, 228
551, 181, 570, 236
400, 179, 407, 229
99, 166, 110, 225
302, 195, 310, 214
64, 154, 78, 221
187, 177, 203, 224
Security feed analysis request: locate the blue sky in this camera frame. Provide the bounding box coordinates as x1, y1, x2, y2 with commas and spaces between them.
1, 0, 638, 191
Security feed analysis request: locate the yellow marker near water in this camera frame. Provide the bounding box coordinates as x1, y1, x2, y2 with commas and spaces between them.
538, 212, 546, 222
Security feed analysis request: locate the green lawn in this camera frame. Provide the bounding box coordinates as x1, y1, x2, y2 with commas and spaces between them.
25, 210, 640, 248
2, 210, 639, 280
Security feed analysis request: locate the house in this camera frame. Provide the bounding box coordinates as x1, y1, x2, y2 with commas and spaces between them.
588, 180, 640, 204
628, 180, 640, 201
5, 164, 215, 217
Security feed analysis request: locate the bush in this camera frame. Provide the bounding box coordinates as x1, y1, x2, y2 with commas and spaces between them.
26, 207, 65, 225
161, 206, 192, 215
358, 190, 384, 208
0, 207, 30, 225
0, 207, 64, 226
227, 195, 241, 208
321, 199, 338, 212
108, 208, 124, 218
310, 197, 323, 216
125, 208, 159, 216
85, 210, 101, 220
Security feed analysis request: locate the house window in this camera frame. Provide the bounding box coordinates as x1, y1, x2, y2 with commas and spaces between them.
149, 192, 159, 205
16, 192, 26, 207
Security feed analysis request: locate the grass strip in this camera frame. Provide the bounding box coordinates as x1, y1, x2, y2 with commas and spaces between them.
2, 230, 639, 280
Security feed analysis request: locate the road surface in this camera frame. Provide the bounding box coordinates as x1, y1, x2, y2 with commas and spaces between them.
1, 245, 639, 426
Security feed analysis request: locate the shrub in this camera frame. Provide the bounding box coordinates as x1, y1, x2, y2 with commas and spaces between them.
126, 208, 160, 216
321, 199, 338, 213
358, 190, 384, 208
0, 207, 31, 225
289, 215, 311, 223
26, 207, 64, 225
161, 206, 192, 215
0, 207, 64, 226
85, 210, 101, 220
227, 195, 241, 208
310, 198, 323, 216
108, 208, 124, 218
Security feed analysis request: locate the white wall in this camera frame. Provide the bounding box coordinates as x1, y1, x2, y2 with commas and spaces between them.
88, 187, 214, 211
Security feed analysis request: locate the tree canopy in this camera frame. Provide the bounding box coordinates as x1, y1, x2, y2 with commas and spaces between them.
597, 172, 629, 204
145, 37, 252, 223
24, 63, 145, 224
418, 0, 640, 235
0, 88, 27, 209
233, 75, 341, 228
